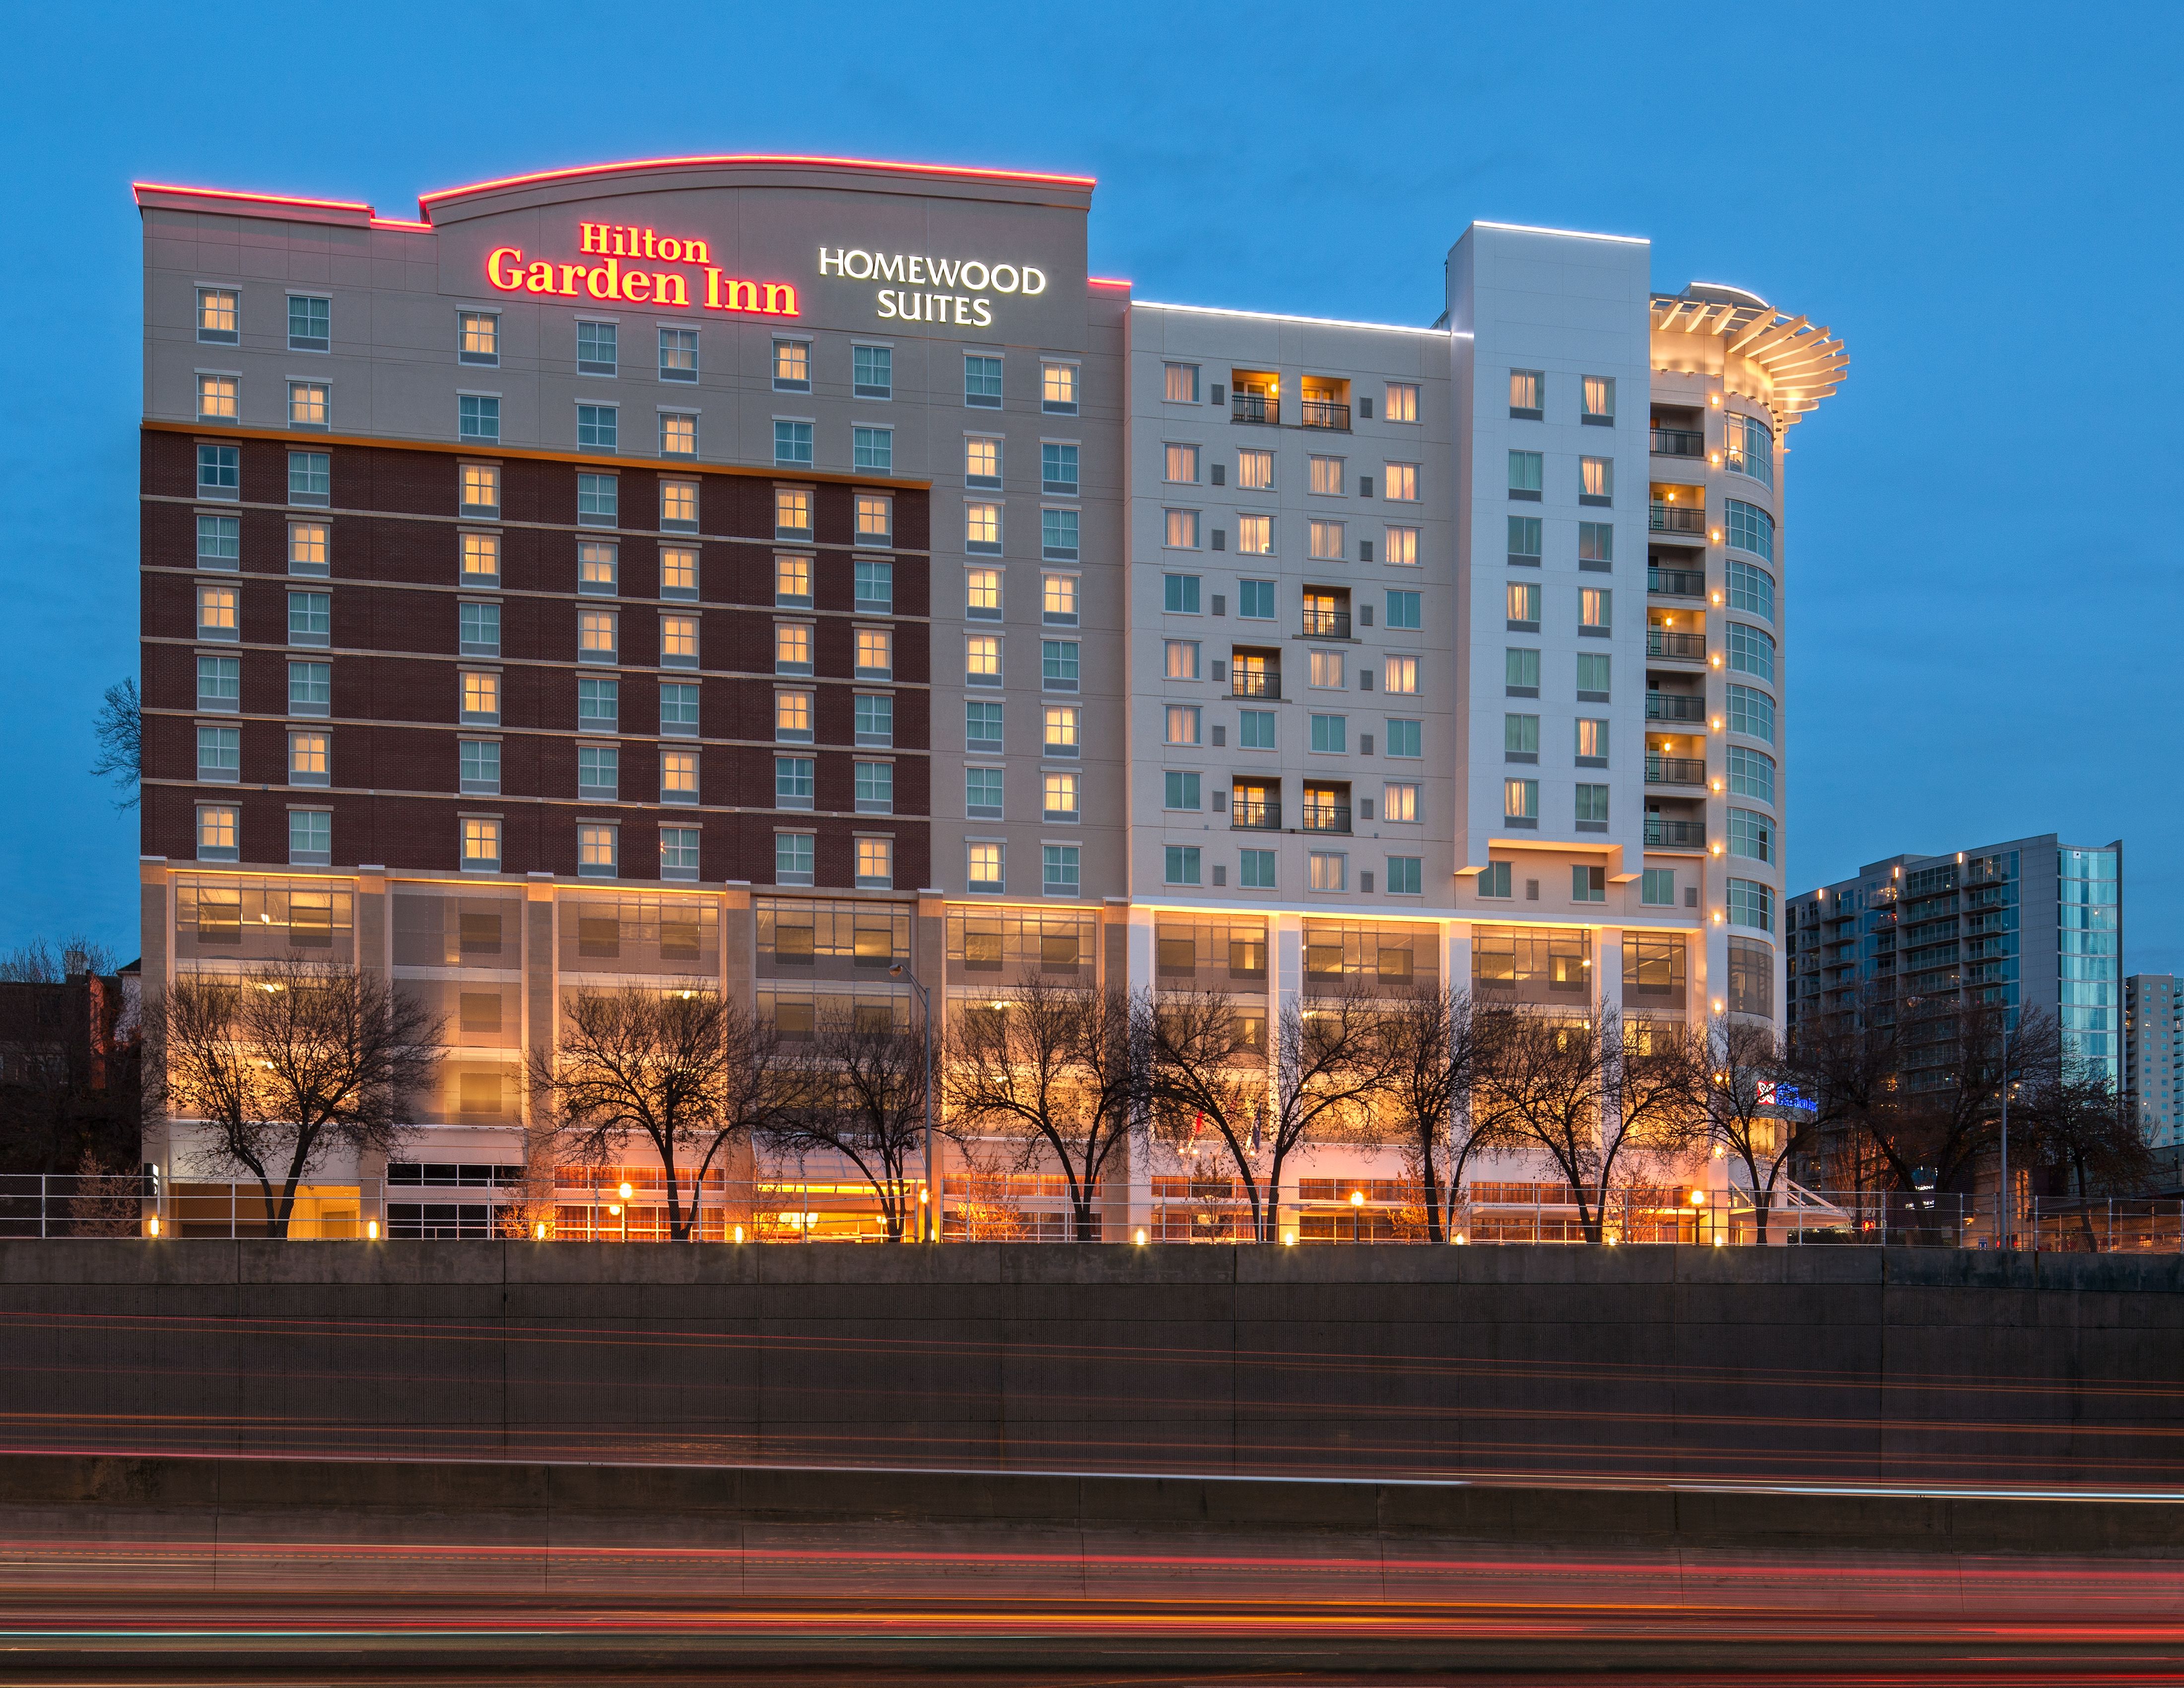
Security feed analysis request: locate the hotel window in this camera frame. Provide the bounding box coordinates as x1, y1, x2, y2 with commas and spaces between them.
1727, 683, 1775, 743
289, 521, 330, 577
197, 443, 239, 498
1309, 852, 1348, 892
1477, 862, 1511, 899
855, 558, 893, 612
1162, 507, 1199, 549
967, 767, 1003, 824
773, 420, 813, 468
1236, 579, 1275, 620
1578, 520, 1613, 568
1727, 745, 1776, 805
965, 435, 1001, 488
1384, 525, 1420, 566
459, 600, 500, 657
1165, 845, 1202, 887
1310, 713, 1347, 753
197, 655, 240, 712
776, 554, 813, 608
1041, 508, 1079, 561
772, 339, 810, 391
196, 374, 238, 422
855, 693, 893, 747
289, 809, 331, 867
1504, 713, 1539, 759
290, 730, 333, 787
1572, 864, 1607, 903
576, 320, 617, 376
965, 567, 1001, 620
1728, 936, 1774, 1016
856, 493, 892, 543
852, 343, 893, 399
855, 760, 893, 815
577, 823, 618, 880
1309, 649, 1345, 690
1579, 586, 1612, 635
460, 816, 500, 873
1240, 849, 1276, 890
288, 382, 329, 429
856, 835, 894, 890
1044, 703, 1081, 757
1581, 375, 1615, 423
660, 480, 698, 532
1164, 443, 1199, 484
1042, 360, 1079, 415
1507, 581, 1539, 631
662, 614, 700, 669
966, 502, 1002, 554
1726, 498, 1775, 562
966, 700, 1004, 750
197, 803, 239, 861
456, 394, 498, 442
1386, 857, 1423, 896
1165, 704, 1201, 745
775, 689, 814, 743
1043, 844, 1080, 896
1728, 622, 1775, 683
578, 744, 619, 800
578, 608, 617, 664
964, 353, 1004, 408
1726, 559, 1775, 621
1383, 655, 1419, 695
288, 590, 331, 647
1729, 807, 1774, 864
660, 827, 700, 882
1385, 589, 1421, 630
1640, 868, 1677, 907
1728, 412, 1775, 488
660, 412, 698, 457
196, 724, 240, 782
1216, 453, 1265, 496
965, 634, 1002, 687
1166, 639, 1201, 680
1382, 781, 1420, 822
1043, 771, 1080, 822
855, 626, 893, 679
288, 451, 330, 507
772, 621, 811, 675
661, 750, 699, 805
659, 326, 699, 382
1728, 878, 1775, 933
660, 681, 699, 736
661, 545, 699, 600
460, 462, 499, 516
1509, 369, 1543, 419
1041, 442, 1079, 495
577, 404, 618, 453
577, 472, 617, 526
1308, 520, 1345, 561
577, 540, 617, 596
967, 842, 1004, 893
1163, 362, 1200, 403
197, 513, 240, 566
1042, 639, 1079, 692
1163, 573, 1201, 614
854, 426, 893, 474
775, 832, 815, 886
1577, 651, 1611, 700
1236, 514, 1274, 556
1240, 709, 1275, 749
1384, 463, 1419, 502
1385, 718, 1421, 758
1041, 571, 1078, 625
1579, 456, 1613, 505
286, 294, 330, 352
459, 669, 498, 724
1507, 450, 1542, 499
1503, 777, 1538, 822
578, 676, 618, 732
774, 487, 811, 537
1309, 455, 1344, 496
458, 311, 499, 365
197, 288, 239, 344
1576, 717, 1608, 764
1163, 771, 1201, 811
1506, 647, 1540, 693
1385, 381, 1419, 423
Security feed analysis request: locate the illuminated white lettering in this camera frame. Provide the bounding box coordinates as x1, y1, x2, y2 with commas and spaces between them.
926, 257, 960, 288
971, 298, 992, 327
1022, 267, 1047, 296
906, 255, 926, 284
819, 248, 845, 276
991, 264, 1019, 293
876, 289, 898, 318
959, 261, 989, 291
843, 249, 874, 280
877, 253, 905, 281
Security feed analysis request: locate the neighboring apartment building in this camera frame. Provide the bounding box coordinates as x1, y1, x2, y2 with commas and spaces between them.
136, 157, 1844, 1237
2124, 974, 2184, 1184
1785, 836, 2124, 1088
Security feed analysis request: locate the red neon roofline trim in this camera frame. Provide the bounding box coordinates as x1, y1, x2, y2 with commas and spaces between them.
417, 152, 1095, 212
370, 218, 433, 231
1088, 276, 1133, 288
133, 181, 376, 215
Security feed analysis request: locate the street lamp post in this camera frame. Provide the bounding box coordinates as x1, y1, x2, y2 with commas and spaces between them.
890, 960, 935, 1242
619, 1180, 632, 1244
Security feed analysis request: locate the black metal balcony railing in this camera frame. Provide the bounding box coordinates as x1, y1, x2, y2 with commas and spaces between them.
1647, 565, 1705, 597
1231, 669, 1281, 699
1647, 629, 1706, 660
1645, 755, 1707, 786
1301, 609, 1351, 638
1300, 398, 1351, 430
1649, 501, 1706, 535
1644, 817, 1707, 849
1232, 392, 1279, 425
1231, 798, 1282, 830
1299, 801, 1352, 834
1645, 692, 1706, 722
1650, 427, 1704, 457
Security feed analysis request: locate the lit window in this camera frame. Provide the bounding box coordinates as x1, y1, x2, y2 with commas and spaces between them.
1164, 443, 1199, 483
1165, 639, 1200, 680
855, 760, 893, 815
1576, 717, 1608, 760
1309, 650, 1345, 690
1383, 655, 1419, 695
577, 609, 617, 664
1041, 361, 1079, 414
660, 412, 698, 457
967, 843, 1003, 893
461, 817, 501, 872
286, 730, 329, 785
1579, 456, 1613, 503
965, 634, 1001, 686
661, 750, 699, 805
1042, 572, 1077, 624
1042, 844, 1080, 896
775, 832, 815, 886
577, 541, 617, 595
1163, 363, 1199, 403
196, 374, 238, 422
1237, 515, 1273, 555
1580, 587, 1612, 633
1382, 781, 1419, 822
661, 826, 700, 881
856, 494, 892, 542
1236, 450, 1274, 491
1043, 771, 1080, 821
1043, 704, 1080, 757
659, 326, 698, 383
460, 670, 499, 724
855, 626, 892, 679
577, 404, 618, 451
1308, 520, 1345, 561
776, 554, 813, 606
660, 481, 698, 531
1507, 582, 1540, 628
1509, 369, 1542, 416
459, 312, 499, 365
577, 472, 617, 526
289, 521, 330, 576
774, 488, 811, 537
1309, 852, 1347, 892
661, 614, 700, 669
1164, 509, 1199, 549
459, 531, 497, 581
772, 622, 811, 674
964, 354, 1003, 408
1383, 463, 1418, 502
661, 546, 699, 599
289, 809, 331, 866
1581, 375, 1615, 422
775, 690, 814, 742
1309, 456, 1344, 496
196, 803, 239, 860
1165, 704, 1201, 745
966, 502, 1001, 553
965, 568, 1002, 619
1504, 777, 1538, 820
856, 836, 893, 889
1384, 382, 1419, 423
197, 288, 239, 344
772, 339, 810, 390
460, 463, 499, 516
577, 824, 618, 879
965, 436, 1001, 487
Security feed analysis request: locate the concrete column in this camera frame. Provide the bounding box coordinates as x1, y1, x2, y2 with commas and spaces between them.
353, 867, 389, 983
137, 859, 170, 1177
718, 883, 757, 1235
1598, 925, 1624, 1023
916, 890, 947, 1235
1124, 902, 1156, 1237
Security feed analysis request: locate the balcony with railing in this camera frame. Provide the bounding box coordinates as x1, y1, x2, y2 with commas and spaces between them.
1232, 369, 1279, 425
1230, 659, 1281, 699
1301, 600, 1351, 639
1299, 377, 1350, 430
1644, 815, 1706, 850
1650, 426, 1704, 457
1649, 498, 1706, 536
1646, 625, 1706, 662
1299, 786, 1351, 834
1645, 690, 1706, 723
1231, 794, 1282, 830
1645, 754, 1707, 786
1648, 563, 1706, 597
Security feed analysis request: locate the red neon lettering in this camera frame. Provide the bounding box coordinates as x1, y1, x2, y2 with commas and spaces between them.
579, 223, 609, 254
487, 247, 526, 290
653, 273, 688, 308
585, 259, 620, 300
764, 282, 798, 316
621, 270, 652, 303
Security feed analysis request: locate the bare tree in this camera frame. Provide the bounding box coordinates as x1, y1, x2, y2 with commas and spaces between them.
2026, 1057, 2155, 1249
944, 976, 1146, 1240
1374, 985, 1495, 1242
767, 1005, 930, 1241
0, 937, 119, 984
1146, 986, 1267, 1236
529, 985, 786, 1242
148, 961, 440, 1236
1699, 1015, 1818, 1245
89, 678, 140, 811
1782, 984, 1905, 1191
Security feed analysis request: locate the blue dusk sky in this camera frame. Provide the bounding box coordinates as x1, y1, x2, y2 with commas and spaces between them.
1, 1, 2177, 968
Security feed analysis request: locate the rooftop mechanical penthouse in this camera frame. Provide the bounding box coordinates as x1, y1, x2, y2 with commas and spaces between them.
135, 156, 1844, 1239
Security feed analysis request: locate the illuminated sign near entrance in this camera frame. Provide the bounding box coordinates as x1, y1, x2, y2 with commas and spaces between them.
819, 247, 1048, 325
486, 223, 799, 316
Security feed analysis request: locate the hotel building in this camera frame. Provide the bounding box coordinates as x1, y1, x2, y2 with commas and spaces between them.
135, 156, 1844, 1237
